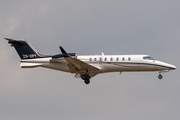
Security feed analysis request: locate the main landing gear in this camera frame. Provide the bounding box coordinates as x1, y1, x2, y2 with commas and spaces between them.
158, 74, 163, 80
81, 74, 90, 84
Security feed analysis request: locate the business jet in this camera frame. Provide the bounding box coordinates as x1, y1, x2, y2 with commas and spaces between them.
5, 38, 176, 84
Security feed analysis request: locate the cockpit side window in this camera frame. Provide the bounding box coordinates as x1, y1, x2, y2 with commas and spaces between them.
143, 56, 155, 60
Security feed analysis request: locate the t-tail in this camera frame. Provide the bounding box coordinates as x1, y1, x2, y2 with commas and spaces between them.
5, 38, 48, 59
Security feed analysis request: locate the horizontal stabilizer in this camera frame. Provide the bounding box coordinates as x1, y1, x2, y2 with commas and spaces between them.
5, 38, 26, 44
5, 38, 16, 42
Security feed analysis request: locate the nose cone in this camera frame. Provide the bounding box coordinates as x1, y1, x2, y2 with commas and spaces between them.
169, 64, 176, 70
163, 63, 176, 70
155, 61, 176, 70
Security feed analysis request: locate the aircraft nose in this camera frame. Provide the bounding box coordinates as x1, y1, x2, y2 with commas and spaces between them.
166, 63, 176, 70
170, 65, 176, 70
156, 61, 176, 70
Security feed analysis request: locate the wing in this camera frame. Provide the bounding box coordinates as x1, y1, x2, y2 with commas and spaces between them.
59, 47, 102, 75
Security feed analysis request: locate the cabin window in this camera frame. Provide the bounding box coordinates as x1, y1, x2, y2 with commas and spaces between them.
89, 58, 92, 61
94, 58, 97, 61
128, 57, 131, 61
122, 57, 125, 61
116, 57, 119, 61
104, 58, 107, 61
99, 57, 102, 61
111, 57, 113, 61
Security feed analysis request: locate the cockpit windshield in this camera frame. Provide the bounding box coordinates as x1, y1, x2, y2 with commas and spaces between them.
143, 56, 155, 60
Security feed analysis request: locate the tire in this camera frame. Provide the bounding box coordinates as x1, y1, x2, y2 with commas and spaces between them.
158, 74, 163, 79
84, 79, 90, 84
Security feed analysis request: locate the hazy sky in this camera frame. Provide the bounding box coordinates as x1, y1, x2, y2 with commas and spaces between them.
0, 0, 179, 120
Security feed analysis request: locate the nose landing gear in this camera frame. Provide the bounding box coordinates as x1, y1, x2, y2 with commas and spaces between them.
158, 74, 163, 80
158, 70, 169, 80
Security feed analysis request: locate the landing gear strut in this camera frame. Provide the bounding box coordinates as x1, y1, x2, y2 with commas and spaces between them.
81, 75, 90, 84
158, 74, 163, 80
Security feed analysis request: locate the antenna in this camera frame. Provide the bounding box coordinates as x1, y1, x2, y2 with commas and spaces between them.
101, 52, 104, 56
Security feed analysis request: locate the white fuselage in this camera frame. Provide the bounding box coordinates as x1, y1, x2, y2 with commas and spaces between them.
5, 38, 176, 84
20, 54, 176, 74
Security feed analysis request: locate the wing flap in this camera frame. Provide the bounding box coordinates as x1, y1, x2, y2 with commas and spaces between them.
67, 62, 78, 73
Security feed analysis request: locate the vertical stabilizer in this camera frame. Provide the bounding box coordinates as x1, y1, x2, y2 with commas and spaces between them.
5, 38, 44, 59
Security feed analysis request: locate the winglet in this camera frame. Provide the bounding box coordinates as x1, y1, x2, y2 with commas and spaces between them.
59, 46, 70, 57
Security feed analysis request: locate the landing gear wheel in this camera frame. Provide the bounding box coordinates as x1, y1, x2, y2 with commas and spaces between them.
81, 75, 91, 84
84, 79, 90, 84
86, 76, 90, 80
158, 74, 163, 80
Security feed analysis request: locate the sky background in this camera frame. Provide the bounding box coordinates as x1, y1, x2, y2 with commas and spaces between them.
0, 0, 179, 120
